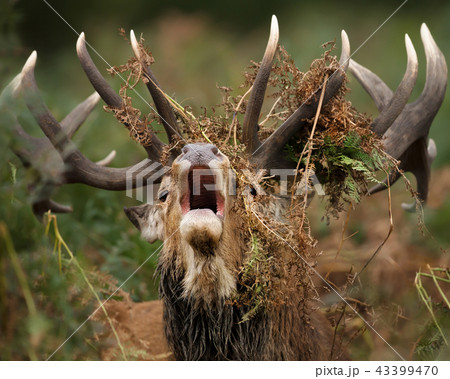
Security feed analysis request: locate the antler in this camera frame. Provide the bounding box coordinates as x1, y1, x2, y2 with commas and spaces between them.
20, 51, 159, 189
248, 29, 351, 168
5, 36, 174, 218
349, 24, 447, 206
4, 20, 446, 219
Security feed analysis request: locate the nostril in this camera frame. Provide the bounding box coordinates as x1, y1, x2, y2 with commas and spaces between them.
211, 146, 219, 155
182, 146, 189, 154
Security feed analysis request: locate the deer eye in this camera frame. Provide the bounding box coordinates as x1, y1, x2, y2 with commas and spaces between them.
250, 187, 257, 196
158, 190, 169, 202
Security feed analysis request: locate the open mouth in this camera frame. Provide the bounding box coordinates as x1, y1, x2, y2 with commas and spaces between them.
181, 165, 225, 218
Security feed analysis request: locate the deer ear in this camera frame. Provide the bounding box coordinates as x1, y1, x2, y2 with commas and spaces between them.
124, 204, 164, 243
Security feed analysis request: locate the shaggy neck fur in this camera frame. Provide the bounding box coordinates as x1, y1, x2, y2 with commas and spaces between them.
159, 261, 336, 360
159, 266, 271, 360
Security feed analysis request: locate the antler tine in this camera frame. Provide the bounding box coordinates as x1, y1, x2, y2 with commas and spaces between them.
76, 33, 165, 162
252, 30, 350, 168
0, 72, 41, 163
21, 52, 66, 154
338, 30, 351, 70
76, 33, 123, 107
414, 23, 447, 114
349, 34, 418, 120
130, 30, 182, 145
370, 35, 418, 136
20, 51, 161, 191
96, 150, 117, 166
33, 200, 73, 220
60, 92, 101, 138
242, 15, 279, 153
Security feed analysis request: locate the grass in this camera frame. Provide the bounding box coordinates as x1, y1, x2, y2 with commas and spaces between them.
415, 267, 450, 347
0, 222, 39, 360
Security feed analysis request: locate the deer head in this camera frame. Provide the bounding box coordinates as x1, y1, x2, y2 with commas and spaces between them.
2, 16, 446, 360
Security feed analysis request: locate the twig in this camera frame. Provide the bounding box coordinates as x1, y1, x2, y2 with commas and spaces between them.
259, 96, 282, 126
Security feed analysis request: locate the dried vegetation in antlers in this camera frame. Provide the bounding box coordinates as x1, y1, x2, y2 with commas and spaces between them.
108, 31, 399, 318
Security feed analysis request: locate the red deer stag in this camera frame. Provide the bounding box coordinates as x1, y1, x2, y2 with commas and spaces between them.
2, 16, 446, 360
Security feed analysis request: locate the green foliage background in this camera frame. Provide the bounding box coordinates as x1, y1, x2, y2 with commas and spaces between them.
0, 0, 449, 360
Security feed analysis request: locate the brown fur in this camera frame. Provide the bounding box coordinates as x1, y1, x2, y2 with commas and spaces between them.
100, 300, 173, 361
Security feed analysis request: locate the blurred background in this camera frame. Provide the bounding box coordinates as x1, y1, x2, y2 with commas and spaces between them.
0, 0, 449, 360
